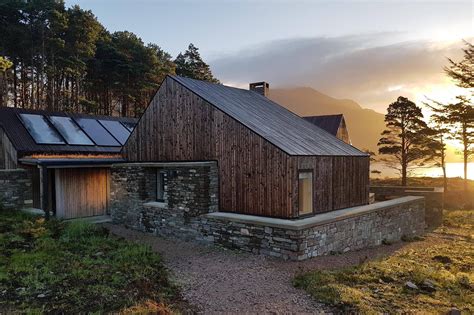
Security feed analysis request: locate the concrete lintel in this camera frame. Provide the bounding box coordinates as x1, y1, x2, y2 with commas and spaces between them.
205, 196, 425, 231
143, 201, 168, 208
113, 161, 217, 168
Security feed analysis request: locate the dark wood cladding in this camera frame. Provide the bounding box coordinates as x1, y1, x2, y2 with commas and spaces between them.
123, 77, 369, 218
55, 168, 109, 219
0, 127, 18, 169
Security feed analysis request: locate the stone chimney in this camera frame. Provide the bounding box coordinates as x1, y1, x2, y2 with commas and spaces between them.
249, 82, 269, 97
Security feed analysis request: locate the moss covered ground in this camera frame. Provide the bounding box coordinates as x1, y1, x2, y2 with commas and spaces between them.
0, 211, 186, 313
294, 210, 474, 314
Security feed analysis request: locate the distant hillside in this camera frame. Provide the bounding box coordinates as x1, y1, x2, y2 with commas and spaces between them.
268, 87, 385, 153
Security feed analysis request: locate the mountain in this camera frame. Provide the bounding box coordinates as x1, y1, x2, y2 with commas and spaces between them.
267, 87, 385, 153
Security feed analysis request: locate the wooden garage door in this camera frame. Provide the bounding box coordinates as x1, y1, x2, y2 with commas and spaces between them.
55, 168, 109, 219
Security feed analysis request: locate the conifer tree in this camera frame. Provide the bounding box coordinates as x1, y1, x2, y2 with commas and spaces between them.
424, 99, 451, 192
445, 40, 474, 89
175, 43, 219, 83
378, 96, 435, 186
442, 41, 474, 194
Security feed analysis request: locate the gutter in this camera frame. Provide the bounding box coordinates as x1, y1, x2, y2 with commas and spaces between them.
19, 158, 126, 168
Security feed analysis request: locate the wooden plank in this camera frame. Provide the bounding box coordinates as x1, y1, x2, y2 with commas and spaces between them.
0, 128, 18, 169
55, 168, 109, 219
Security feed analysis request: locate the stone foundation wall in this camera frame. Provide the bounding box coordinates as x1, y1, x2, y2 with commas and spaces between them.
110, 162, 426, 261
0, 169, 33, 210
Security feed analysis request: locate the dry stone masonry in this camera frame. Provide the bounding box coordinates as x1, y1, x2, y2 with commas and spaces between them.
0, 169, 33, 210
110, 162, 426, 261
370, 186, 443, 228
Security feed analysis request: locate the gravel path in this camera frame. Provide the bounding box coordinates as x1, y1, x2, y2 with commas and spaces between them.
105, 224, 407, 314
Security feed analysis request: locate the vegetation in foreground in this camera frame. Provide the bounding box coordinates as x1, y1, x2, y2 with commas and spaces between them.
0, 211, 182, 313
294, 210, 474, 314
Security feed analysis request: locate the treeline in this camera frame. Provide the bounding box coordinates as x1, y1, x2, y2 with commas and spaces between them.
0, 0, 218, 117
377, 41, 473, 195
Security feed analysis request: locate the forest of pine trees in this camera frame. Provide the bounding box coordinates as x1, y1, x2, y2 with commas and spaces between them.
0, 1, 218, 117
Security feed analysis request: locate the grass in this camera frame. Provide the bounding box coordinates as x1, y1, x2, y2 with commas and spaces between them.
0, 210, 183, 313
294, 209, 474, 314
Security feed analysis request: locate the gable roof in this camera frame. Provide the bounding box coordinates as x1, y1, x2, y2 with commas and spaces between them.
0, 107, 137, 156
303, 114, 344, 136
170, 75, 366, 156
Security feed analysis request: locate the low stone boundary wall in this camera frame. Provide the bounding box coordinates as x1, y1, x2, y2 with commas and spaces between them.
110, 162, 426, 261
370, 186, 443, 228
0, 169, 33, 210
203, 196, 425, 260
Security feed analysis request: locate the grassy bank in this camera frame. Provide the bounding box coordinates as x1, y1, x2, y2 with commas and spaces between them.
294, 210, 474, 314
0, 211, 183, 313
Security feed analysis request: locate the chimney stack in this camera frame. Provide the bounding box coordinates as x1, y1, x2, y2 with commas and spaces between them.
249, 82, 269, 97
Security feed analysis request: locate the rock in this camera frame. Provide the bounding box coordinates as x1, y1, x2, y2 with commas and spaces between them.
405, 281, 419, 290
380, 275, 395, 283
421, 279, 437, 292
37, 293, 46, 298
240, 228, 250, 236
447, 307, 461, 315
433, 255, 452, 264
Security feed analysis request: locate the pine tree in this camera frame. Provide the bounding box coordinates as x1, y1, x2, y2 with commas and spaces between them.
424, 99, 451, 192
446, 96, 474, 193
445, 40, 474, 89
443, 41, 474, 194
0, 56, 12, 106
175, 43, 219, 83
378, 96, 435, 186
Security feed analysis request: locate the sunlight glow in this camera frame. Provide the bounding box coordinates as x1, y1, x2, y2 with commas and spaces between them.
387, 85, 404, 92
372, 162, 474, 180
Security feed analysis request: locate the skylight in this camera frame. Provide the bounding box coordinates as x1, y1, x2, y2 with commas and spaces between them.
18, 113, 65, 145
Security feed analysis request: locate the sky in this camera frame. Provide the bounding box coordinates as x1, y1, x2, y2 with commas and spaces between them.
65, 0, 473, 113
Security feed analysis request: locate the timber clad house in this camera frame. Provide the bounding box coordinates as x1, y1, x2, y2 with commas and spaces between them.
0, 75, 426, 260
123, 76, 370, 217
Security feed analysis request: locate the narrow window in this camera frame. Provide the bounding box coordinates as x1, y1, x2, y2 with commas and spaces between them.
298, 171, 313, 216
156, 169, 165, 202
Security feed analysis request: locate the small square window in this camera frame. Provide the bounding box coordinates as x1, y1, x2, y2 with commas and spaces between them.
156, 169, 165, 202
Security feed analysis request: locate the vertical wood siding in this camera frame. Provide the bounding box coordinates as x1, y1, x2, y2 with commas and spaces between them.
55, 168, 109, 219
123, 77, 369, 218
297, 156, 369, 214
0, 128, 18, 169
336, 118, 351, 144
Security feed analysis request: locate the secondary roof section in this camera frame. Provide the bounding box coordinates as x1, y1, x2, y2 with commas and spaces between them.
0, 107, 137, 156
303, 114, 344, 137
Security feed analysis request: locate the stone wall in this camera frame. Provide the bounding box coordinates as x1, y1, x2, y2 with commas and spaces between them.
370, 186, 443, 228
110, 162, 426, 261
110, 162, 219, 232
200, 197, 425, 260
0, 169, 33, 210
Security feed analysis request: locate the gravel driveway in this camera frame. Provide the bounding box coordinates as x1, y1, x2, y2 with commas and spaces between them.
105, 224, 407, 314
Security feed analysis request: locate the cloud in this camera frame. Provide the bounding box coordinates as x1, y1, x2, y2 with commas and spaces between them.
210, 34, 468, 112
